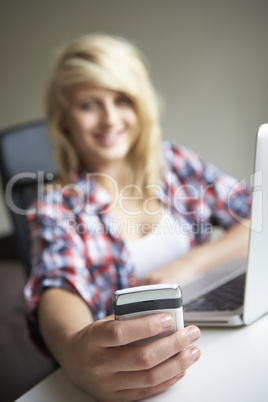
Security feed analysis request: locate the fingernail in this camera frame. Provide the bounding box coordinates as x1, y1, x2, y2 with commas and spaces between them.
187, 326, 200, 342
160, 314, 173, 328
190, 347, 201, 363
175, 371, 186, 380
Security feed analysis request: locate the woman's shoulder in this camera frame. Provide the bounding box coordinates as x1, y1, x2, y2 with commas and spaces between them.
160, 141, 224, 186
27, 178, 77, 220
160, 141, 204, 171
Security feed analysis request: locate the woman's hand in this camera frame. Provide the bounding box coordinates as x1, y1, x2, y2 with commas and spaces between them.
64, 314, 201, 402
140, 253, 198, 286
39, 288, 200, 401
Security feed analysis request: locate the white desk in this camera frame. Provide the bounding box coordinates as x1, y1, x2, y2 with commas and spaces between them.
17, 314, 268, 402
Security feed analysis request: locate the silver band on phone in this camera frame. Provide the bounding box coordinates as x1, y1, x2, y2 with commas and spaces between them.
113, 284, 184, 345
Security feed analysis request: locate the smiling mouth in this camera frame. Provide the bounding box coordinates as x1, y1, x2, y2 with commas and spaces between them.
94, 130, 124, 146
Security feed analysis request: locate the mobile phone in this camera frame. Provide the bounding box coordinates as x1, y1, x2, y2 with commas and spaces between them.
113, 283, 184, 345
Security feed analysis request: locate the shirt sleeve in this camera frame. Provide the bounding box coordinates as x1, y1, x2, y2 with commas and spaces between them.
162, 142, 252, 241
202, 161, 252, 229
23, 201, 101, 353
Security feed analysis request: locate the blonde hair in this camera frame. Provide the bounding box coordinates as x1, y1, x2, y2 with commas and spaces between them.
46, 34, 163, 195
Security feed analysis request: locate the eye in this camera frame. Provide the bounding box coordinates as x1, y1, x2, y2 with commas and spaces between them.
116, 94, 133, 106
78, 100, 98, 110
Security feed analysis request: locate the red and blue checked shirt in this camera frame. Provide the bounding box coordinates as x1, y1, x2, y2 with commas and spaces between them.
24, 141, 251, 348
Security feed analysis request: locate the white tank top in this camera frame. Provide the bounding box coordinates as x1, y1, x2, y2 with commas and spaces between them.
127, 211, 190, 280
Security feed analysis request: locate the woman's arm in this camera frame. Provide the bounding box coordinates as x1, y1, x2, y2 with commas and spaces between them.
38, 288, 201, 402
141, 219, 250, 286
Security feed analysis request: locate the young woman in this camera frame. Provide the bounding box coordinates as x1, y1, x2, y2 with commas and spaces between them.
24, 34, 251, 401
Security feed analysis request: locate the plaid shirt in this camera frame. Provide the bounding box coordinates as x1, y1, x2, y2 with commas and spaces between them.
24, 141, 251, 347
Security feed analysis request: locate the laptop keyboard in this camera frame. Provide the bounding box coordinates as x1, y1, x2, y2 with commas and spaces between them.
184, 273, 246, 312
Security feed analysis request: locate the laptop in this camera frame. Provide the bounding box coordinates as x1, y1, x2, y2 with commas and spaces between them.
182, 123, 268, 327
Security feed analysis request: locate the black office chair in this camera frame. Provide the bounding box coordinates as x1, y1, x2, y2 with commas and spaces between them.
0, 121, 59, 400
0, 120, 58, 275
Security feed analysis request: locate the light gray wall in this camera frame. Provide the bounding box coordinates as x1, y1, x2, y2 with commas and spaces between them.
1, 0, 268, 235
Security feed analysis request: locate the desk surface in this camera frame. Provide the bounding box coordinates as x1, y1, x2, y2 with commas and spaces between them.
17, 314, 268, 402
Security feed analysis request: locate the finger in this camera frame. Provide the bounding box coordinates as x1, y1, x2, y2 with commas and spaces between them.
108, 325, 201, 371
91, 313, 174, 347
140, 275, 158, 285
114, 345, 200, 390
114, 372, 186, 401
102, 314, 114, 321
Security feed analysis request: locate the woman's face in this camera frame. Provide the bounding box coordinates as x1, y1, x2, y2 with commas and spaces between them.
62, 85, 138, 172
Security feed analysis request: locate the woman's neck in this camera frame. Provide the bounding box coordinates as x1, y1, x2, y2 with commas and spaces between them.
83, 159, 129, 195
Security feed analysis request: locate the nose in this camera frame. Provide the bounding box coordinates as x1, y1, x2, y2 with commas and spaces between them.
101, 101, 119, 128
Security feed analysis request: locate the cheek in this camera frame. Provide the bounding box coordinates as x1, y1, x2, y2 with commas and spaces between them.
64, 116, 88, 147
67, 113, 96, 134
125, 109, 138, 128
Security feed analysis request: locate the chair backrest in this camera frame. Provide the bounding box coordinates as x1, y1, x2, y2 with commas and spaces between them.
0, 121, 58, 275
